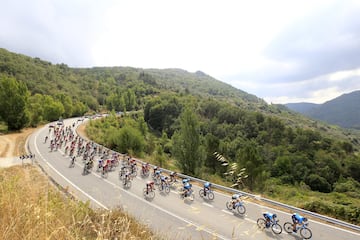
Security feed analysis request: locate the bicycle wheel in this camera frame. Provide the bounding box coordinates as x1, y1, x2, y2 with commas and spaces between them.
82, 165, 87, 175
283, 222, 293, 234
188, 193, 195, 201
102, 170, 108, 179
271, 223, 282, 234
300, 227, 312, 239
257, 218, 266, 230
148, 191, 155, 199
237, 205, 246, 215
226, 201, 232, 210
69, 160, 75, 168
208, 191, 215, 200
199, 189, 205, 198
165, 186, 170, 194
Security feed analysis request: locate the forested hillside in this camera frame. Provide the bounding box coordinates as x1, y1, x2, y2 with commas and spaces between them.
1, 48, 360, 223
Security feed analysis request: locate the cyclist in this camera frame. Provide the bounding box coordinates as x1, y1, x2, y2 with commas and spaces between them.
142, 162, 149, 175
160, 175, 168, 190
153, 166, 158, 176
203, 181, 212, 196
292, 213, 307, 232
124, 170, 131, 183
231, 193, 242, 209
183, 182, 192, 197
169, 171, 177, 182
130, 161, 137, 174
119, 165, 127, 178
146, 180, 155, 194
263, 212, 277, 228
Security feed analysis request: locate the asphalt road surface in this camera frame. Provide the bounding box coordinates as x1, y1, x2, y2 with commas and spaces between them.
28, 118, 360, 240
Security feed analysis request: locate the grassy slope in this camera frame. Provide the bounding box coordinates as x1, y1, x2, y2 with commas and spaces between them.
0, 166, 160, 240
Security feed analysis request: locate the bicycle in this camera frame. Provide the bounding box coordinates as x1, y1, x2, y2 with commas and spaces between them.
123, 175, 132, 189
284, 221, 312, 239
226, 200, 246, 215
101, 165, 109, 178
69, 157, 75, 168
199, 188, 215, 200
179, 189, 194, 201
143, 188, 155, 200
257, 217, 282, 234
159, 181, 170, 194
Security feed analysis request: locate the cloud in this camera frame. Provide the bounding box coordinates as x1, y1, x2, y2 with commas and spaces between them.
261, 1, 360, 83
0, 0, 110, 67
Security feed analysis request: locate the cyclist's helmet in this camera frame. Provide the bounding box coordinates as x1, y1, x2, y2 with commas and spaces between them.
154, 166, 158, 170
232, 194, 240, 199
303, 217, 308, 222
273, 214, 277, 219
182, 178, 190, 184
155, 170, 161, 175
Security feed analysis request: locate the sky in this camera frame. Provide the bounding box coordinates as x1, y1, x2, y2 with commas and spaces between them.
1, 0, 360, 104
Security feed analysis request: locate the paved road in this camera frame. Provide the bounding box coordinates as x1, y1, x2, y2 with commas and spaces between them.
28, 118, 360, 240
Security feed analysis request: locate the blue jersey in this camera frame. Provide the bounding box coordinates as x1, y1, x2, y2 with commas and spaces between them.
204, 182, 211, 188
293, 213, 304, 223
264, 212, 274, 220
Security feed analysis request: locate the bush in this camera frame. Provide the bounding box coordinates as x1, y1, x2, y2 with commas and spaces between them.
305, 174, 332, 193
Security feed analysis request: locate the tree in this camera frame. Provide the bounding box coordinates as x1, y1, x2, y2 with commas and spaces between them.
171, 107, 203, 175
238, 140, 264, 190
0, 75, 29, 130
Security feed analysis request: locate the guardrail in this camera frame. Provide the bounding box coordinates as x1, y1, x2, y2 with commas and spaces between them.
72, 118, 360, 233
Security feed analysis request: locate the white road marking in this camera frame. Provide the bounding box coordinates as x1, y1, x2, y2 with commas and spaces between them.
202, 202, 214, 208
221, 209, 233, 215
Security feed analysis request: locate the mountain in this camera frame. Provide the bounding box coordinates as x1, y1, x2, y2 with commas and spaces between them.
285, 91, 360, 129
285, 102, 319, 114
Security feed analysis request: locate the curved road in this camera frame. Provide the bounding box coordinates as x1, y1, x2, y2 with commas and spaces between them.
28, 118, 360, 240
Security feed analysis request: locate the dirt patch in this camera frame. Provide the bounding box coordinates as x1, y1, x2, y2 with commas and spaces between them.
0, 127, 41, 157
76, 121, 89, 140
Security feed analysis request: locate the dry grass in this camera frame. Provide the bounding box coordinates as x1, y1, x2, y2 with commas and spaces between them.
0, 166, 160, 240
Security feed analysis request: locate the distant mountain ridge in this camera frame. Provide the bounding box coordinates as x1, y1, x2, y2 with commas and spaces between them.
285, 90, 360, 129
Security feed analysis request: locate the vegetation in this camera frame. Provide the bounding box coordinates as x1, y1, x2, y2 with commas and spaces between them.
86, 100, 360, 224
1, 47, 360, 224
0, 166, 159, 240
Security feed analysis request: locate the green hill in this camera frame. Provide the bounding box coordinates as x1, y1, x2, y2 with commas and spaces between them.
306, 91, 360, 129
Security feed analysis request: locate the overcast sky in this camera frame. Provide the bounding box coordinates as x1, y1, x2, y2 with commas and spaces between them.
1, 0, 360, 104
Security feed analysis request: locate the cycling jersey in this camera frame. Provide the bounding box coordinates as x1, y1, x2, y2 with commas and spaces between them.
292, 213, 304, 224
264, 212, 274, 220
